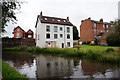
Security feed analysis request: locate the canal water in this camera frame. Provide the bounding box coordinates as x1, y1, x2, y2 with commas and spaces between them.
2, 51, 120, 79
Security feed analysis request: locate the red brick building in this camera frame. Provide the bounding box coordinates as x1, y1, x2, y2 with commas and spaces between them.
80, 17, 111, 45
13, 26, 34, 39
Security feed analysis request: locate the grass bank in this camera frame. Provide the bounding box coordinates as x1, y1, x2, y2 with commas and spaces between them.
1, 60, 28, 79
3, 45, 120, 63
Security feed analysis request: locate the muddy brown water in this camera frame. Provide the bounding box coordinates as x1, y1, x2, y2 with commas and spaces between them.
2, 51, 120, 79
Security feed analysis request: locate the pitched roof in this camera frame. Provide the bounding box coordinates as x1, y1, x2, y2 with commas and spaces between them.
35, 15, 73, 28
91, 20, 110, 25
13, 26, 25, 32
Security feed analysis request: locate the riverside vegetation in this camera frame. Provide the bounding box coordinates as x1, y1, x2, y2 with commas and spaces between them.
3, 45, 120, 64
0, 60, 28, 79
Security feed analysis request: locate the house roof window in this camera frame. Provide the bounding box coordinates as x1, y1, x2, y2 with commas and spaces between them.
57, 20, 61, 22
45, 18, 47, 20
63, 20, 66, 22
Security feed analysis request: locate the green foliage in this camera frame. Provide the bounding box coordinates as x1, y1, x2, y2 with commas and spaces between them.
106, 20, 120, 46
1, 60, 28, 79
73, 26, 79, 40
3, 45, 120, 63
105, 48, 114, 53
2, 36, 9, 38
90, 42, 95, 46
82, 41, 91, 45
1, 0, 21, 33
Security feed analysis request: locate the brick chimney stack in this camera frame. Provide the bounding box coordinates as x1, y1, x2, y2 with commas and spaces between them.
100, 18, 103, 22
67, 17, 69, 21
40, 11, 43, 19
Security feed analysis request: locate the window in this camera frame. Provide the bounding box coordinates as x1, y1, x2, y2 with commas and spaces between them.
45, 18, 47, 20
106, 25, 109, 28
97, 30, 98, 32
94, 23, 96, 28
60, 27, 63, 31
60, 34, 63, 38
67, 34, 70, 39
94, 29, 96, 32
46, 26, 50, 32
29, 32, 31, 34
17, 33, 20, 37
54, 34, 58, 39
28, 35, 32, 38
103, 25, 105, 28
17, 28, 20, 31
46, 34, 50, 39
67, 42, 70, 47
57, 20, 61, 22
67, 27, 70, 33
103, 30, 105, 32
54, 26, 58, 32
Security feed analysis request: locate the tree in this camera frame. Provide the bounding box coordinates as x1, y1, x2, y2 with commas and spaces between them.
106, 20, 120, 46
73, 26, 79, 40
0, 0, 21, 33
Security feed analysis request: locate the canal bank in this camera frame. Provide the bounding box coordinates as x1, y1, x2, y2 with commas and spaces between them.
1, 60, 28, 79
3, 45, 120, 64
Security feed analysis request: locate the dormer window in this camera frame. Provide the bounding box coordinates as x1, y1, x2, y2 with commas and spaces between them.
57, 20, 61, 22
63, 20, 66, 22
52, 19, 55, 21
45, 18, 47, 20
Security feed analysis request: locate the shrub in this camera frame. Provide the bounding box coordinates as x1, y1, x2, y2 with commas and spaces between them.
105, 48, 115, 53
82, 41, 91, 45
90, 42, 95, 46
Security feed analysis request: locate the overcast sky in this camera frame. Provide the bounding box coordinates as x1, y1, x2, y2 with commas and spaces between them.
3, 0, 120, 37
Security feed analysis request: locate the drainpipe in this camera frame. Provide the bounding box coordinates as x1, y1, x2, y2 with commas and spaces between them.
64, 25, 66, 48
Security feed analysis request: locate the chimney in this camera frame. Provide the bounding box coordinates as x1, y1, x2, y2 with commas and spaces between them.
81, 20, 84, 23
40, 11, 43, 19
88, 17, 91, 20
100, 18, 103, 22
67, 17, 69, 21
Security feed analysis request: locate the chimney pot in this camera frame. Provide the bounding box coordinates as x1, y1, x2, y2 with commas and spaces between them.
40, 11, 43, 19
88, 17, 91, 20
67, 17, 69, 21
100, 18, 103, 22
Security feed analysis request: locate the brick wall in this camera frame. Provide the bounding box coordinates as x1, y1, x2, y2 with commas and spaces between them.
80, 18, 94, 42
2, 38, 35, 48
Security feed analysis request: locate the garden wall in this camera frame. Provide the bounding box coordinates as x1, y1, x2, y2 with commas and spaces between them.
2, 38, 36, 48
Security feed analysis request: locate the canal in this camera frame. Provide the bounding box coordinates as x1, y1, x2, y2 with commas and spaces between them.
2, 51, 120, 79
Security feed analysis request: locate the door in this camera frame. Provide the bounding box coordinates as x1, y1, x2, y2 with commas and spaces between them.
62, 43, 64, 48
54, 42, 56, 47
51, 42, 53, 47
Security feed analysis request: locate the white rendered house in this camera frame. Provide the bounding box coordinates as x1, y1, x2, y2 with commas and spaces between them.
35, 12, 73, 48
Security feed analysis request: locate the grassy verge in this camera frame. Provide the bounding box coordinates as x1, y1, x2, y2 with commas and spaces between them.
3, 45, 120, 63
1, 60, 28, 79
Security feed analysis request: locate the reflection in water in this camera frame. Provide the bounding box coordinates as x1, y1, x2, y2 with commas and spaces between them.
36, 55, 74, 78
2, 51, 120, 79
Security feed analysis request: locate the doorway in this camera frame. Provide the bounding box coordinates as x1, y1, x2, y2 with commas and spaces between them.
62, 43, 64, 48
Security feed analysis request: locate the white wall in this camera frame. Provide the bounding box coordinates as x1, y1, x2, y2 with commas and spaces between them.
36, 19, 73, 48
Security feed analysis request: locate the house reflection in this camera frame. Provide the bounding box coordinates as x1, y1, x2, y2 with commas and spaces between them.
2, 51, 35, 68
81, 60, 119, 77
36, 55, 74, 78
